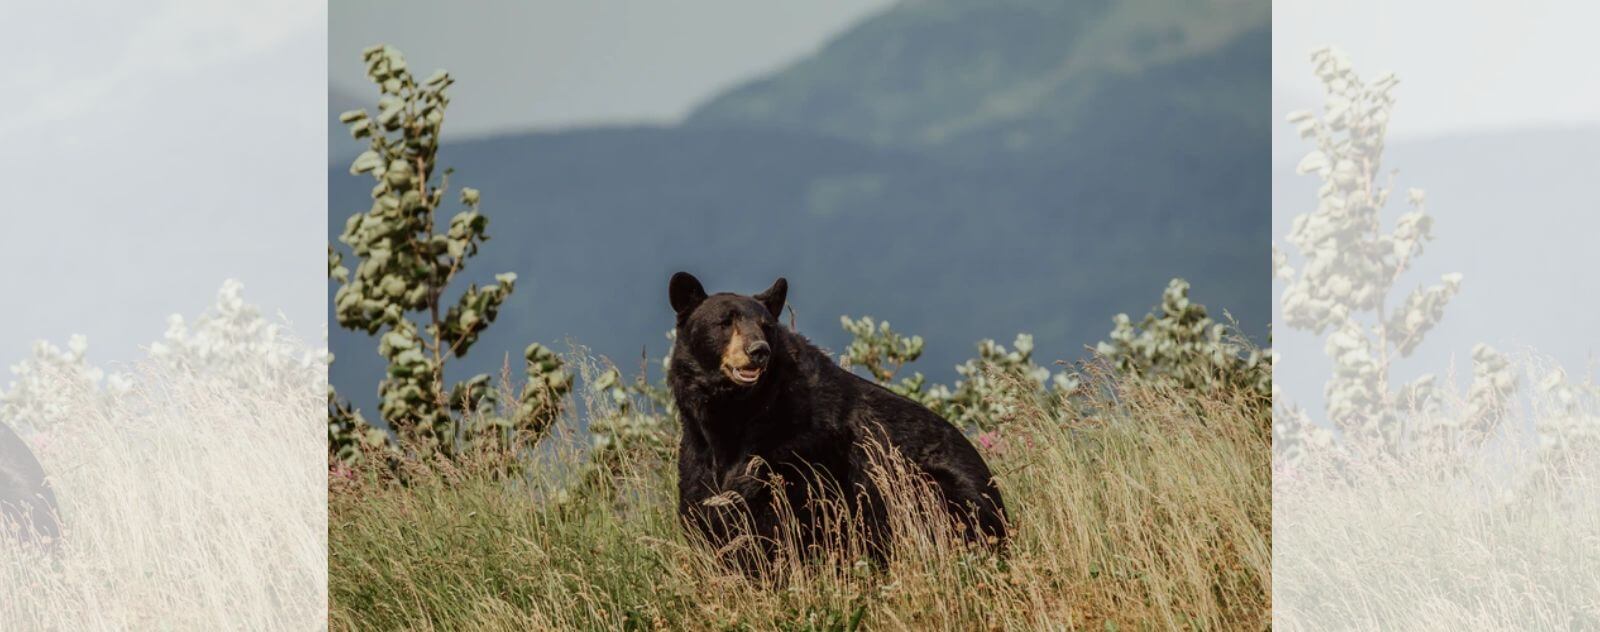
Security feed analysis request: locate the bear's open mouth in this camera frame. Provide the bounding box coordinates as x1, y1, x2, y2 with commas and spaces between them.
723, 364, 763, 385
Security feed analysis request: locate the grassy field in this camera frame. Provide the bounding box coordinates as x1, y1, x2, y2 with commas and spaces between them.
1274, 448, 1600, 629
1273, 358, 1600, 630
329, 363, 1271, 631
0, 355, 325, 630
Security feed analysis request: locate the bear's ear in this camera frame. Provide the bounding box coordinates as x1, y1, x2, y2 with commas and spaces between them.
669, 271, 707, 316
755, 277, 787, 319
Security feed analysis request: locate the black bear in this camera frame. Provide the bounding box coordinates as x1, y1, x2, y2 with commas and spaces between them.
1, 421, 61, 547
667, 272, 1006, 570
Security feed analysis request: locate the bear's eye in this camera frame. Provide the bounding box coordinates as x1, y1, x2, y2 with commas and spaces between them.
720, 313, 735, 326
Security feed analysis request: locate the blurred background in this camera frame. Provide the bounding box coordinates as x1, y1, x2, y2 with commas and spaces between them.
329, 0, 1271, 419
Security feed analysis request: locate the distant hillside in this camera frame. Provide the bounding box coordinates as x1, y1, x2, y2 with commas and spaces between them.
329, 1, 1270, 421
688, 0, 1267, 162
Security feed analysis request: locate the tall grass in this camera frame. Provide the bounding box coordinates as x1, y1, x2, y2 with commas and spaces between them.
0, 358, 326, 629
329, 359, 1271, 630
1273, 356, 1600, 630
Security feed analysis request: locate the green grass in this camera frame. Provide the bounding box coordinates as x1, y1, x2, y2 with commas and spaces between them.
329, 366, 1270, 631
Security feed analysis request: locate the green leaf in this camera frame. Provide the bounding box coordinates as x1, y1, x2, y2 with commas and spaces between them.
349, 150, 382, 175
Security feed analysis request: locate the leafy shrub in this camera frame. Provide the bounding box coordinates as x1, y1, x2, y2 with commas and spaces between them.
839, 316, 934, 404
839, 316, 1069, 432
328, 45, 570, 461
1096, 278, 1270, 411
1534, 365, 1600, 456
926, 334, 1069, 431
1274, 48, 1572, 460
838, 279, 1264, 433
1, 336, 126, 433
1277, 47, 1463, 452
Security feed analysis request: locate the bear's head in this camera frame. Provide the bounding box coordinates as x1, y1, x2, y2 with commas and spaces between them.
669, 272, 787, 388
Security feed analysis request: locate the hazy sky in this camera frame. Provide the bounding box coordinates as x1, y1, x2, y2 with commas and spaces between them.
1274, 0, 1600, 141
1, 0, 325, 367
330, 1, 895, 138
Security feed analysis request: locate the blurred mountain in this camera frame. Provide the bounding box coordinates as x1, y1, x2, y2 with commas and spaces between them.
329, 0, 1270, 419
690, 0, 1267, 159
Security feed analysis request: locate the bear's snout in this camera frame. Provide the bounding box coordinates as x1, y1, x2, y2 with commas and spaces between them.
721, 325, 769, 386
745, 340, 770, 367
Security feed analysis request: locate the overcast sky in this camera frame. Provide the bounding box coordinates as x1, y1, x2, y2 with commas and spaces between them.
330, 1, 895, 138
1, 0, 325, 367
1274, 0, 1600, 141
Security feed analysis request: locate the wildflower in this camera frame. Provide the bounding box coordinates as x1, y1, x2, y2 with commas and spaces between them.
976, 430, 1004, 454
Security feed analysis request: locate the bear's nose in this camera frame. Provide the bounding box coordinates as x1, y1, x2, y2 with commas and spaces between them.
745, 340, 770, 366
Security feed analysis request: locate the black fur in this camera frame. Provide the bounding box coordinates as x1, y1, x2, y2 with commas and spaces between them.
2, 422, 60, 547
668, 273, 1006, 570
